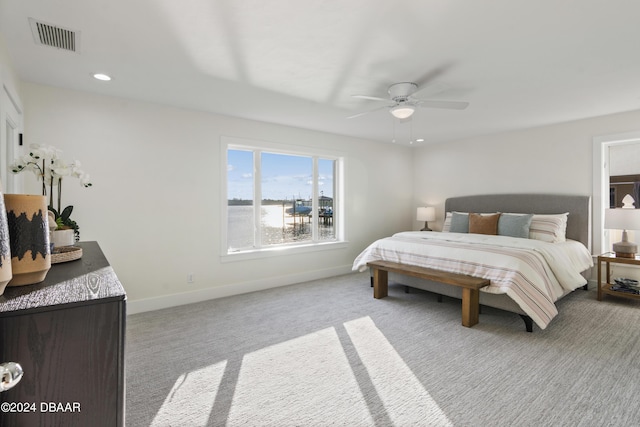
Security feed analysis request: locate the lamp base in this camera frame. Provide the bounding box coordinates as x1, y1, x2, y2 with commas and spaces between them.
613, 240, 637, 258
420, 221, 432, 232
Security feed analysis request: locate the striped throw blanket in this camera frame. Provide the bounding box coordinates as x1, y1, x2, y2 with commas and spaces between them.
353, 231, 593, 329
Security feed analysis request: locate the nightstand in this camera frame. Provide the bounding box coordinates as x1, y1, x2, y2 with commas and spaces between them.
597, 252, 640, 301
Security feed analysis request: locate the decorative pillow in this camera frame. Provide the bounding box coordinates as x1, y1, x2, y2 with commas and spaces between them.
529, 213, 569, 243
469, 213, 501, 235
442, 212, 452, 232
498, 213, 534, 238
449, 212, 469, 233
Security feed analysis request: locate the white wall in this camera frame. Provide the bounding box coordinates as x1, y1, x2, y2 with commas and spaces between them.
0, 36, 20, 104
413, 109, 640, 239
18, 68, 640, 309
20, 83, 413, 312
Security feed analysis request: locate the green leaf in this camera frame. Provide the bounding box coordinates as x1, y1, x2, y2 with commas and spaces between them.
48, 206, 60, 219
61, 205, 73, 222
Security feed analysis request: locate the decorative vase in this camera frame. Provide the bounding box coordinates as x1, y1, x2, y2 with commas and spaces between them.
4, 194, 51, 286
0, 187, 12, 296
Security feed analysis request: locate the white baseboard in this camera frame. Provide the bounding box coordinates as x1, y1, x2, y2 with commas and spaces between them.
127, 264, 354, 315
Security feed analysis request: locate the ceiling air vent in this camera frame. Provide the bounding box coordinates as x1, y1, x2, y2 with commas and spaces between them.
29, 18, 79, 53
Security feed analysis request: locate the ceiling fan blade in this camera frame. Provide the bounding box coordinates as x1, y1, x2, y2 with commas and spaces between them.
346, 105, 390, 119
413, 63, 454, 90
418, 100, 469, 110
411, 81, 451, 99
351, 94, 390, 102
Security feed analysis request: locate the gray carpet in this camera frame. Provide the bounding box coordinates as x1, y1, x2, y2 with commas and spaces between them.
126, 272, 640, 426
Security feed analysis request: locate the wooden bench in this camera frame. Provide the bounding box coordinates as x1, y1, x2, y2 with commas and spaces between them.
367, 260, 490, 327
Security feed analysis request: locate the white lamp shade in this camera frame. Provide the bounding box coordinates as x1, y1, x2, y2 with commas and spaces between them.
417, 206, 436, 222
605, 208, 640, 230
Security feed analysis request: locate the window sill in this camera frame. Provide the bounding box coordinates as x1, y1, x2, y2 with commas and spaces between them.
221, 240, 348, 263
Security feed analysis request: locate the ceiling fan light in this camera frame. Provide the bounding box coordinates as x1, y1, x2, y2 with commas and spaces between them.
390, 105, 415, 119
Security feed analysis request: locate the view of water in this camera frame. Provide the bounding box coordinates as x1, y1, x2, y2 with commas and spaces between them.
227, 205, 335, 251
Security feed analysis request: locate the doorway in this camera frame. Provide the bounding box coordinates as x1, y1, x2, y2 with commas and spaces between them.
592, 132, 640, 255
1, 84, 23, 193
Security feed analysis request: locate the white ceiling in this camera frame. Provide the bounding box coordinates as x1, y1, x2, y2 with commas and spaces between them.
2, 0, 640, 145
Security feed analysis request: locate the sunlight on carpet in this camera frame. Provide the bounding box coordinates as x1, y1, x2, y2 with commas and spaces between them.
344, 316, 453, 427
150, 361, 227, 426
146, 316, 453, 426
227, 326, 373, 425
148, 315, 453, 425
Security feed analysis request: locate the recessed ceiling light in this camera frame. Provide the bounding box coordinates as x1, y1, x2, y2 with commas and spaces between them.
93, 73, 112, 81
416, 138, 425, 142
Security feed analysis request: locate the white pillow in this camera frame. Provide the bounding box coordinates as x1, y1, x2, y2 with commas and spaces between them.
442, 212, 452, 232
528, 213, 568, 243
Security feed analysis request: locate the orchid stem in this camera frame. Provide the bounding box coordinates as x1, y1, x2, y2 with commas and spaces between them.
57, 178, 62, 213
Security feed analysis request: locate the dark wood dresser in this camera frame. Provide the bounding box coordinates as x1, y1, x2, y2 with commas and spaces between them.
0, 241, 126, 426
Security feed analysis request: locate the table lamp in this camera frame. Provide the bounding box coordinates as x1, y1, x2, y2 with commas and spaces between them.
417, 206, 436, 231
605, 194, 640, 258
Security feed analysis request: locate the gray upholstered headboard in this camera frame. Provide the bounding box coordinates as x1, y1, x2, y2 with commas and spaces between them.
444, 194, 592, 250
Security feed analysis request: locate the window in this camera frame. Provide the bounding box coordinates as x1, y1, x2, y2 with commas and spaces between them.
223, 137, 343, 256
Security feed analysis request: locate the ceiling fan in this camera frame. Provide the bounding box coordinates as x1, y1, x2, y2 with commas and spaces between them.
347, 81, 469, 120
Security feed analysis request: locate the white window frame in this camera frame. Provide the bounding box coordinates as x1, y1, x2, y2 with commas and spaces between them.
221, 136, 346, 261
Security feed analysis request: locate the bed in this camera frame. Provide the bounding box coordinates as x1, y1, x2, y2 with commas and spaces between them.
353, 194, 594, 331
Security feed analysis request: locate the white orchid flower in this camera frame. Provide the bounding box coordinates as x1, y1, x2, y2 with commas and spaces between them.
18, 153, 46, 179
10, 159, 26, 173
38, 144, 61, 160
28, 144, 57, 160
28, 144, 43, 160
10, 144, 92, 215
70, 162, 84, 178
52, 160, 72, 177
80, 174, 92, 188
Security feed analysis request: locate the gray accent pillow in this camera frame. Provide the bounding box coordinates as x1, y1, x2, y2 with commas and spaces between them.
498, 213, 534, 238
449, 212, 469, 233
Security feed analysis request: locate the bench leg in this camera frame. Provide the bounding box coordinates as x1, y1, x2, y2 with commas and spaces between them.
372, 268, 388, 299
461, 288, 480, 327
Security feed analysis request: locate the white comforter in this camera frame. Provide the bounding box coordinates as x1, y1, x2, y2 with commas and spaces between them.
353, 231, 593, 329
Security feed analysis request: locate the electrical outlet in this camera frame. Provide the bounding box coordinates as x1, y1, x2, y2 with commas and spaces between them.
187, 273, 194, 283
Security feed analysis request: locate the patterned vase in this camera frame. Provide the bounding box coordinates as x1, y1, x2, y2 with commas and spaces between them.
4, 194, 51, 286
0, 186, 12, 295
